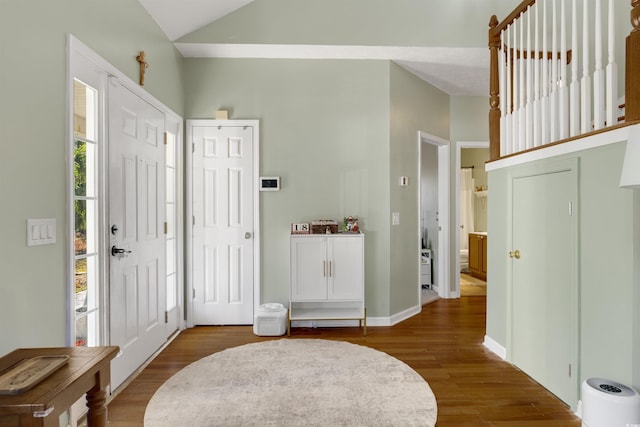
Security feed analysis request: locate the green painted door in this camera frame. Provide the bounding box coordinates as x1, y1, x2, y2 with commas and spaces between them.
511, 164, 577, 407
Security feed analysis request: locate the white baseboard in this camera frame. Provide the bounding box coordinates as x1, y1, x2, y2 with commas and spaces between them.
483, 335, 507, 360
390, 304, 421, 325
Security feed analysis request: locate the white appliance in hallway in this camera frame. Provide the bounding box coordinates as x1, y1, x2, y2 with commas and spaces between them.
421, 249, 432, 288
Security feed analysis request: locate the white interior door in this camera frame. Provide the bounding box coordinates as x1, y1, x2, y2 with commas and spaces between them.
511, 165, 577, 406
191, 122, 256, 325
109, 82, 166, 390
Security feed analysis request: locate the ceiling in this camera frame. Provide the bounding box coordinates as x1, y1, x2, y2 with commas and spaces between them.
137, 0, 489, 96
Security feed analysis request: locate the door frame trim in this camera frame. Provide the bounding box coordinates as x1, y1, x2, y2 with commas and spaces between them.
185, 119, 261, 327
67, 34, 185, 346
453, 141, 489, 298
417, 131, 450, 299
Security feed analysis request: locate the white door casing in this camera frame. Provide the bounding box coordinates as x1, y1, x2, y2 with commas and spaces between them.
454, 141, 489, 298
418, 131, 450, 300
189, 121, 259, 325
509, 160, 578, 407
108, 81, 166, 390
164, 117, 183, 337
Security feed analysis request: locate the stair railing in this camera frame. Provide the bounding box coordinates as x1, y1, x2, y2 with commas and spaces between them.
489, 0, 639, 161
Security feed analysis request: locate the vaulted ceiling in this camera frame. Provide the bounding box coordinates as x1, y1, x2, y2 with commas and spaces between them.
137, 0, 495, 96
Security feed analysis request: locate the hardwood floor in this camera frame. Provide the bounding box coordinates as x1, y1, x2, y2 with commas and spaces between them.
107, 296, 581, 426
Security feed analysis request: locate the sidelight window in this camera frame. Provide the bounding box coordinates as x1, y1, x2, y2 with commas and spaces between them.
72, 79, 100, 347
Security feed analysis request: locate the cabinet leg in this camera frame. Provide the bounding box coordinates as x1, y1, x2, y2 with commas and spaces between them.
363, 308, 367, 336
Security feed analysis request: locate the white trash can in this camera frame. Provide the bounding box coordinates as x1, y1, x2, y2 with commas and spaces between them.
253, 303, 288, 336
582, 378, 640, 427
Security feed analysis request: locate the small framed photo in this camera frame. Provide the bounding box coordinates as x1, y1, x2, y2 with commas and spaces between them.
291, 223, 310, 234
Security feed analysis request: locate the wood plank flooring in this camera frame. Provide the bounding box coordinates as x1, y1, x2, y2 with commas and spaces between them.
107, 296, 581, 426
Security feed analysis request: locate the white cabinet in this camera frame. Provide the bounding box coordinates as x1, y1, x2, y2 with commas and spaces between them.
289, 234, 365, 335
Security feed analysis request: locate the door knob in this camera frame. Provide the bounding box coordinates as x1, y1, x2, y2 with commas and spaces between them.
245, 232, 252, 239
508, 250, 521, 259
111, 245, 132, 256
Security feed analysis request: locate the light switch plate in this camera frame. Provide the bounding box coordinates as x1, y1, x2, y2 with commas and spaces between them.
392, 212, 400, 225
27, 219, 56, 246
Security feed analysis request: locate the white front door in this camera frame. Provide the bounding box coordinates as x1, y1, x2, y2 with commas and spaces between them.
190, 121, 256, 325
511, 163, 578, 406
109, 82, 166, 390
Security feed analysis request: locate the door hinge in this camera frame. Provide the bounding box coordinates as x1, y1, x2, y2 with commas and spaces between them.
569, 364, 572, 377
193, 216, 195, 226
164, 132, 168, 145
193, 288, 196, 299
164, 311, 168, 323
569, 202, 573, 216
164, 222, 168, 234
192, 142, 195, 153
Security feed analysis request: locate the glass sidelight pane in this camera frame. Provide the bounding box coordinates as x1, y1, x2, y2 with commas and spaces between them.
74, 140, 96, 197
73, 79, 97, 141
74, 199, 96, 256
71, 76, 100, 348
74, 200, 86, 256
74, 257, 87, 312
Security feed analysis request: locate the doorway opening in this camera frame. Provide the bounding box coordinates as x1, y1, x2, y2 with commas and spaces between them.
418, 131, 450, 304
455, 141, 489, 298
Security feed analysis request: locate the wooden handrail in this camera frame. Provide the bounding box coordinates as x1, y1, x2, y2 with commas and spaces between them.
494, 0, 536, 35
489, 0, 640, 161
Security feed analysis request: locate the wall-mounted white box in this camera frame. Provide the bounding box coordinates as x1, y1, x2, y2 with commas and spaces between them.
27, 218, 56, 246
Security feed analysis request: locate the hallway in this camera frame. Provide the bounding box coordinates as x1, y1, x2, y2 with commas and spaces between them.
460, 272, 487, 296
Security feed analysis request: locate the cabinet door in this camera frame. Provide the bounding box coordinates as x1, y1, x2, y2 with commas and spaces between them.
328, 236, 363, 300
468, 234, 482, 272
482, 236, 488, 274
291, 237, 327, 300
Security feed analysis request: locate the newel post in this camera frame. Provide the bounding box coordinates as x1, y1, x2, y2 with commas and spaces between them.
626, 0, 640, 121
489, 15, 501, 161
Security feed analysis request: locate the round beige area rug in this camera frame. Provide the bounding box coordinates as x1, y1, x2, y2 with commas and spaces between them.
144, 338, 437, 426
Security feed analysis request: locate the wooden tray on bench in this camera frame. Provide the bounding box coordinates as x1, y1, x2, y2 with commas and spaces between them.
0, 355, 69, 395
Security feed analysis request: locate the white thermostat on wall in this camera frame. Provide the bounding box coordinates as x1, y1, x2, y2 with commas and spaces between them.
259, 176, 280, 191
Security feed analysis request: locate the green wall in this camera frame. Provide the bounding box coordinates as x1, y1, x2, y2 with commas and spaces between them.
178, 0, 517, 48
184, 58, 449, 318
486, 141, 640, 394
185, 58, 391, 315
389, 63, 449, 313
0, 0, 184, 356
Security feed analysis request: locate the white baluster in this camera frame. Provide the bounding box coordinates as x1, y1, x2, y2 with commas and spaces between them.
550, 0, 558, 142
533, 2, 541, 147
526, 6, 533, 149
570, 0, 580, 136
581, 0, 592, 133
605, 0, 617, 126
519, 11, 526, 152
542, 0, 549, 145
506, 25, 513, 155
593, 0, 605, 130
559, 0, 569, 139
500, 29, 506, 157
511, 20, 520, 153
